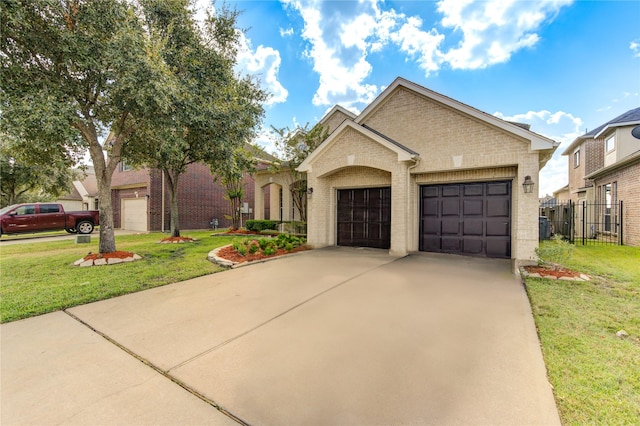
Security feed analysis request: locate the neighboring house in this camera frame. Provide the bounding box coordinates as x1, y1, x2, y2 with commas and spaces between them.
110, 146, 273, 232
257, 77, 559, 265
561, 107, 640, 246
57, 167, 99, 211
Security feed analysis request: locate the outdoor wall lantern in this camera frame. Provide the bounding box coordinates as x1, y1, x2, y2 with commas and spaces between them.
522, 175, 535, 194
306, 187, 314, 196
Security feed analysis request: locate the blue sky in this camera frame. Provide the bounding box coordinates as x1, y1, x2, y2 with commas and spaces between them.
197, 0, 640, 196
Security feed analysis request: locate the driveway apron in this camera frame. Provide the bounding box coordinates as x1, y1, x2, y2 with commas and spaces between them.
2, 248, 559, 425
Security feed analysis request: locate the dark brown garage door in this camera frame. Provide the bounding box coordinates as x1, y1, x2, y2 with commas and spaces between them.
420, 181, 511, 258
337, 187, 391, 249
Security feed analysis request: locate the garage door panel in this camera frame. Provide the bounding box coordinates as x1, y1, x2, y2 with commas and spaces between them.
486, 221, 510, 236
423, 199, 438, 216
423, 219, 439, 235
488, 182, 509, 195
420, 181, 511, 259
442, 186, 460, 197
463, 239, 483, 254
422, 236, 440, 251
463, 199, 483, 215
441, 238, 461, 252
442, 199, 460, 216
463, 184, 484, 196
487, 240, 510, 257
423, 186, 438, 198
463, 220, 483, 236
441, 219, 459, 235
487, 199, 510, 217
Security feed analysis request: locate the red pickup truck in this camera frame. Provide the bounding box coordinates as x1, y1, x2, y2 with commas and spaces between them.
0, 203, 100, 235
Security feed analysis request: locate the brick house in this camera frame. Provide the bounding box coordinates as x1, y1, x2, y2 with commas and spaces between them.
111, 153, 271, 232
258, 77, 559, 265
561, 107, 640, 246
57, 167, 99, 212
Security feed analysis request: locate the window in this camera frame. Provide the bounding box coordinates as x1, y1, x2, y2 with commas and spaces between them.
606, 135, 615, 153
15, 205, 35, 215
602, 182, 618, 233
573, 148, 580, 167
39, 204, 60, 213
118, 161, 133, 172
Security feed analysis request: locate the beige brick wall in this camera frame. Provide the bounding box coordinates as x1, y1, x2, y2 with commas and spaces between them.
322, 110, 354, 135
304, 85, 547, 262
362, 88, 532, 173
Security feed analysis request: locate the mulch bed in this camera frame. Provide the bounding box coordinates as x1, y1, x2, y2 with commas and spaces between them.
522, 265, 583, 279
215, 244, 309, 263
83, 251, 135, 261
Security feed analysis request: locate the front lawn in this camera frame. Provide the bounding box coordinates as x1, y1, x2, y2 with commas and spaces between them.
0, 231, 235, 323
524, 242, 640, 424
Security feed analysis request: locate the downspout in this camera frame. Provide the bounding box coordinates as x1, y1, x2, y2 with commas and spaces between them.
161, 170, 165, 233
407, 156, 421, 253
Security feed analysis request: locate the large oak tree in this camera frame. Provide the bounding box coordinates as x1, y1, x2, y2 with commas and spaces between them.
125, 1, 266, 237
1, 0, 176, 252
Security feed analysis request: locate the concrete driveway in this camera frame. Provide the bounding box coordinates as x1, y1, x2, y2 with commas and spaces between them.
1, 248, 560, 425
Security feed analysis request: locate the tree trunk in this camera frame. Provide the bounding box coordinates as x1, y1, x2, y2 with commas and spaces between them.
165, 170, 181, 237
91, 149, 117, 253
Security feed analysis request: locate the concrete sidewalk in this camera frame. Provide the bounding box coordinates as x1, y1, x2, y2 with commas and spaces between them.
1, 248, 560, 425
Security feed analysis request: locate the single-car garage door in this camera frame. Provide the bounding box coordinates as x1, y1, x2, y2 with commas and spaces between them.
337, 187, 391, 249
122, 198, 148, 232
420, 181, 511, 258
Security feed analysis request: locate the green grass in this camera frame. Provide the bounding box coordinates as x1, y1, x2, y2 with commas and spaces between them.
524, 242, 640, 424
0, 230, 235, 323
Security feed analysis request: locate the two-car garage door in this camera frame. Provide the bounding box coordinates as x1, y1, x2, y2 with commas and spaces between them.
420, 181, 511, 258
336, 181, 511, 259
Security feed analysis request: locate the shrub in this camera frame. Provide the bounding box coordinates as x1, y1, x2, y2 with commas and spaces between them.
246, 220, 278, 232
263, 246, 277, 256
248, 241, 259, 254
536, 238, 574, 269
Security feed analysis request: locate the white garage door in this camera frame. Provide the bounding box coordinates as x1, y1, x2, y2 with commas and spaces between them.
122, 198, 148, 231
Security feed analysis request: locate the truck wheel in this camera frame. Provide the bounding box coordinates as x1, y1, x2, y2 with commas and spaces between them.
65, 228, 76, 234
76, 221, 94, 234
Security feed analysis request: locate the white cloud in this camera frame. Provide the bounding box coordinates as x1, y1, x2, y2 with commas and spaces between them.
190, 0, 215, 30
280, 27, 294, 37
437, 0, 571, 69
494, 110, 584, 196
237, 34, 288, 105
630, 41, 640, 58
283, 0, 380, 108
280, 0, 571, 108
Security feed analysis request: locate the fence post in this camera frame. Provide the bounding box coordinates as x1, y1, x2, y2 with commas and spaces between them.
582, 200, 587, 246
569, 200, 575, 244
619, 200, 624, 246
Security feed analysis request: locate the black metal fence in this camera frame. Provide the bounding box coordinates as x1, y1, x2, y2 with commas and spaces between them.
540, 200, 624, 246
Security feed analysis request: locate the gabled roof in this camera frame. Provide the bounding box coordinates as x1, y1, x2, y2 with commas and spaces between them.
355, 77, 559, 152
298, 120, 418, 172
319, 105, 357, 125
563, 107, 640, 155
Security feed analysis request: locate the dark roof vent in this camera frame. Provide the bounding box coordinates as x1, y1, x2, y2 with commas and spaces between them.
507, 121, 531, 131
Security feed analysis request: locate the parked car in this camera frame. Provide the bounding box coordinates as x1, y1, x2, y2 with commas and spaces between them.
0, 203, 100, 235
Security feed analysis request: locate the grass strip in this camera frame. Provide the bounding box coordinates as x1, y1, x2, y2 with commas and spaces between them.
0, 231, 234, 323
524, 242, 640, 424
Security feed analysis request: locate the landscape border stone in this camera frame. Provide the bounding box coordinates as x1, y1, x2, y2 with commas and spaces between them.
73, 253, 142, 267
